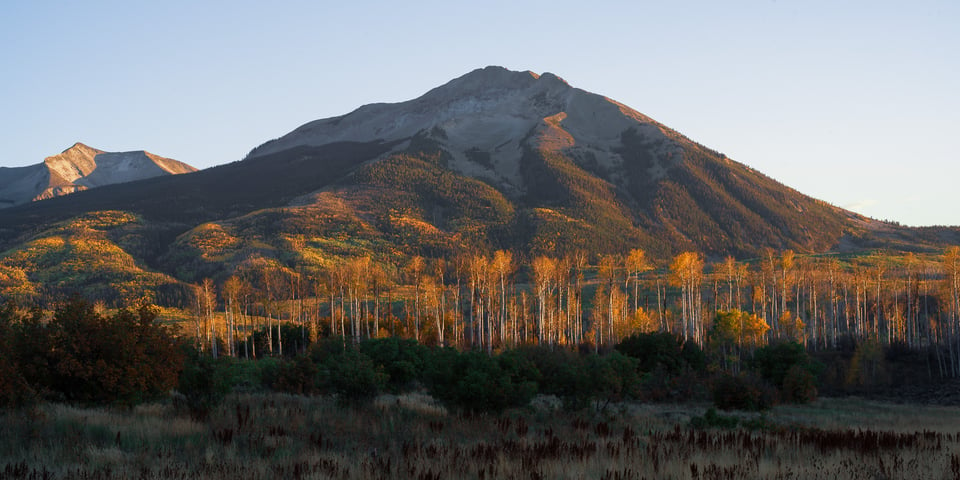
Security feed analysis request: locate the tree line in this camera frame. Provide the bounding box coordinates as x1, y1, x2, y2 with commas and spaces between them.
0, 294, 820, 414
186, 246, 960, 378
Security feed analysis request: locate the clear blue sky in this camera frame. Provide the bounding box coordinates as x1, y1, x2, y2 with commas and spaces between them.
2, 1, 957, 226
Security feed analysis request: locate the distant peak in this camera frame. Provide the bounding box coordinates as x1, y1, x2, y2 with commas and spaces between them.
63, 142, 99, 153
56, 143, 108, 160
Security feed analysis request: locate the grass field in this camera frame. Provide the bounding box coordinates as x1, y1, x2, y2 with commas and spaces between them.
2, 394, 960, 479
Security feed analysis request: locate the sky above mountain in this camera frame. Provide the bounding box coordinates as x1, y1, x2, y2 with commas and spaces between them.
1, 1, 957, 226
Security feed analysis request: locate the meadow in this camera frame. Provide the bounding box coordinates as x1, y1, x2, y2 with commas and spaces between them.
2, 393, 959, 480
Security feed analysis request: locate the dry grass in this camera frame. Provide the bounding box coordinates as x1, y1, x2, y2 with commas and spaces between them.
2, 394, 960, 479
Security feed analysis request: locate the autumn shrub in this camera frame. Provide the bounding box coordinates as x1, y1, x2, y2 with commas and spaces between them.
782, 364, 818, 403
0, 353, 34, 408
846, 340, 888, 390
0, 303, 37, 408
7, 297, 185, 407
273, 354, 325, 395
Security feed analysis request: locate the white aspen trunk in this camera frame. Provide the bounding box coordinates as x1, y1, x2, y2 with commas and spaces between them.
657, 278, 664, 331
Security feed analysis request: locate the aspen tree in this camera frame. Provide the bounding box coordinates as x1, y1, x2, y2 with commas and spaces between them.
825, 259, 841, 348
370, 261, 390, 338
761, 247, 777, 328
406, 256, 426, 342
492, 250, 513, 347
670, 252, 704, 343
626, 249, 652, 318
573, 251, 587, 344
200, 278, 217, 358
432, 258, 447, 346
422, 274, 441, 345
735, 262, 747, 312
223, 275, 243, 357
453, 255, 467, 347
554, 256, 570, 345
943, 246, 960, 376
468, 254, 489, 349
722, 256, 737, 311
532, 256, 555, 346
780, 249, 795, 334
190, 283, 204, 353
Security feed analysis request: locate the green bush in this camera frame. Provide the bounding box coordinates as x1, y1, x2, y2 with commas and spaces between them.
273, 355, 325, 395
358, 337, 430, 393
712, 373, 776, 411
6, 297, 184, 407
425, 349, 538, 413
585, 352, 641, 406
176, 349, 237, 419
616, 332, 705, 375
782, 364, 818, 403
515, 346, 589, 408
325, 350, 387, 404
750, 341, 822, 403
616, 332, 686, 374
637, 364, 708, 403
0, 303, 37, 408
681, 339, 707, 372
690, 408, 740, 429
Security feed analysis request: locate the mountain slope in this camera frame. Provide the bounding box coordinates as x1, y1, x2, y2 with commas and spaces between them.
0, 143, 196, 208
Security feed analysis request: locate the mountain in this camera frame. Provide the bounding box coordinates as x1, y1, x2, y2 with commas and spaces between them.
0, 66, 956, 304
245, 66, 860, 258
0, 142, 196, 208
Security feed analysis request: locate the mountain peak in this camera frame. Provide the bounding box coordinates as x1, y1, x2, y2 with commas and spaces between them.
536, 71, 568, 85
247, 66, 588, 160
0, 144, 195, 208
60, 142, 103, 156
432, 66, 570, 96
424, 66, 542, 98
239, 66, 862, 258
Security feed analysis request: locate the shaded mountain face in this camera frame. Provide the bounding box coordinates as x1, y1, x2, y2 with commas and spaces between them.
0, 142, 196, 208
